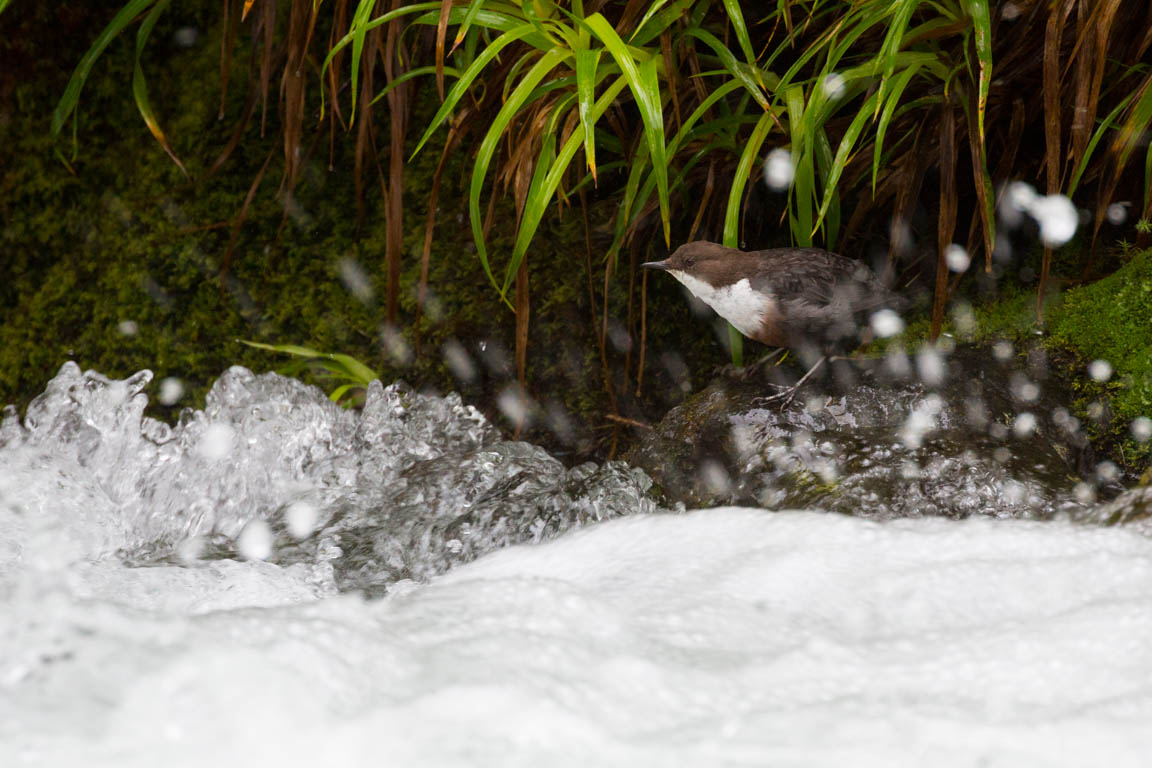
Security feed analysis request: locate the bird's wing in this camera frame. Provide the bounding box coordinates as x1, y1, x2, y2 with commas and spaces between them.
751, 249, 863, 306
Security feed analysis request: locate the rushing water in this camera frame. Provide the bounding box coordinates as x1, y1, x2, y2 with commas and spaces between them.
3, 362, 1152, 766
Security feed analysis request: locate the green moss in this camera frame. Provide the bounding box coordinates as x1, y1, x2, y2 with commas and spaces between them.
1047, 247, 1152, 465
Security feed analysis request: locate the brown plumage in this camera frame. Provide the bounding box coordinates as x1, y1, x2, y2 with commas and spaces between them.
643, 241, 900, 353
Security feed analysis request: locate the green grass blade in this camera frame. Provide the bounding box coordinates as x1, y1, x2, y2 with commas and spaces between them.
586, 13, 670, 245
723, 111, 775, 247
53, 0, 160, 141
470, 48, 568, 302
685, 27, 771, 111
410, 23, 538, 158
872, 63, 920, 193
514, 75, 630, 273
348, 0, 379, 122
965, 0, 992, 145
814, 127, 840, 249
720, 0, 762, 89
500, 131, 557, 297
452, 0, 489, 49
813, 88, 880, 235
875, 0, 919, 117
576, 48, 600, 181
719, 111, 774, 367
130, 0, 187, 175
369, 65, 461, 107
632, 0, 694, 46
1068, 94, 1134, 195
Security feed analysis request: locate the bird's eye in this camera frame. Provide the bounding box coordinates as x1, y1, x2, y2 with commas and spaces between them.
683, 257, 694, 267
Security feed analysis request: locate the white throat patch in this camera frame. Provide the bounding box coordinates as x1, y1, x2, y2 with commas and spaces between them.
671, 272, 771, 338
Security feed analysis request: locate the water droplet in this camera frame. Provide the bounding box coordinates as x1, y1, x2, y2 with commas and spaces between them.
820, 72, 846, 99
118, 320, 139, 337
1013, 412, 1037, 438
1095, 461, 1120, 484
1087, 359, 1112, 382
1031, 194, 1078, 247
158, 377, 185, 406
992, 340, 1014, 362
237, 519, 273, 561
915, 346, 945, 386
762, 148, 795, 191
339, 257, 374, 303
1131, 417, 1152, 442
1106, 202, 1128, 225
285, 501, 319, 539
869, 309, 904, 338
442, 340, 477, 383
196, 423, 235, 461
944, 244, 970, 272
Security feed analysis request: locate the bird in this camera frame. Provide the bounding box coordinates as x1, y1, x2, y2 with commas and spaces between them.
642, 240, 903, 404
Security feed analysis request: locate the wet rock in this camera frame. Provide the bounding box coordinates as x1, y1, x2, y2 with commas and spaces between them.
625, 347, 1098, 520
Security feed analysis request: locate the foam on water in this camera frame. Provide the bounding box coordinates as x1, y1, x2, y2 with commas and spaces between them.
3, 364, 1152, 766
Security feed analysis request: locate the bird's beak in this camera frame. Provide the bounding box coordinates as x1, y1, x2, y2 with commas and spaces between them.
641, 259, 670, 271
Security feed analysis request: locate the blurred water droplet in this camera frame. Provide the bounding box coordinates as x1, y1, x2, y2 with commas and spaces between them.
497, 385, 534, 427
869, 309, 904, 338
915, 346, 945, 386
1086, 401, 1105, 421
196, 423, 235, 461
381, 326, 412, 367
993, 447, 1011, 463
1031, 194, 1078, 247
173, 26, 200, 47
176, 536, 204, 564
762, 148, 795, 191
989, 422, 1009, 440
118, 320, 139, 337
1074, 482, 1096, 504
158, 377, 185, 406
992, 341, 1014, 362
884, 345, 912, 378
944, 244, 970, 272
339, 258, 374, 303
285, 501, 319, 539
699, 460, 731, 496
1106, 202, 1129, 225
442, 340, 477, 383
1087, 359, 1112, 382
821, 72, 846, 99
951, 302, 976, 338
1131, 417, 1152, 442
1095, 461, 1120, 484
1010, 373, 1040, 403
1013, 412, 1037, 438
237, 519, 273, 560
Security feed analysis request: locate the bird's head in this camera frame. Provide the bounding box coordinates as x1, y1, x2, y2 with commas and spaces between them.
641, 241, 745, 290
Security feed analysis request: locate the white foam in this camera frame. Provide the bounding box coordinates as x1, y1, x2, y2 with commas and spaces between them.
4, 509, 1152, 767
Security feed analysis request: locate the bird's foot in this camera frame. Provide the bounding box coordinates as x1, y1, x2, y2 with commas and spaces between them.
751, 383, 802, 408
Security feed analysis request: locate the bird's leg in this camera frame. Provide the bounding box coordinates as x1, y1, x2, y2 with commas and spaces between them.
753, 355, 828, 407
718, 347, 787, 381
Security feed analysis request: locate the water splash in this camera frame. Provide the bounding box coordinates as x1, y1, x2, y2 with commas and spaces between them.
0, 362, 658, 594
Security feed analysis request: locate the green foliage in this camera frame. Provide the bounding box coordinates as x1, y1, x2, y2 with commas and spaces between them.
240, 341, 378, 405
1049, 248, 1152, 430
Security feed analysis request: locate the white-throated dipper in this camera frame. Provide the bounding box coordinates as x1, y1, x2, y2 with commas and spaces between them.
642, 240, 902, 402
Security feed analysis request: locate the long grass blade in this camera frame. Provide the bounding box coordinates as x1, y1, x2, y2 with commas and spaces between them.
53, 0, 160, 144
471, 48, 568, 301
576, 48, 600, 182
586, 14, 670, 245
131, 0, 189, 176
411, 23, 538, 158
964, 0, 992, 145
722, 110, 775, 365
